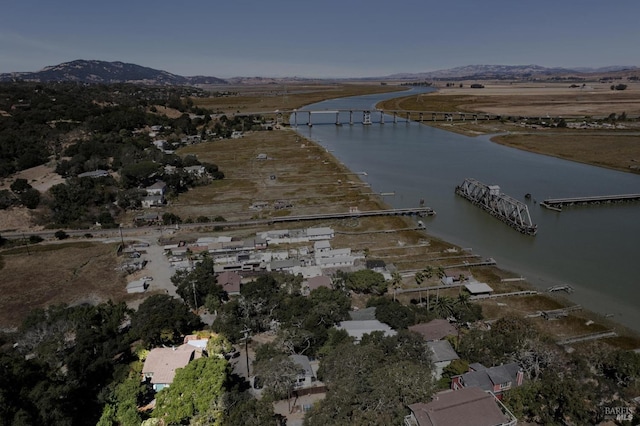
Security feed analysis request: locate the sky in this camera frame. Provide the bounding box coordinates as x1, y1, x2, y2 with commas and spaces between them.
1, 0, 639, 78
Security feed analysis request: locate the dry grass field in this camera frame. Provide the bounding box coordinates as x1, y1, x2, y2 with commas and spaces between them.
193, 83, 404, 116
0, 242, 132, 329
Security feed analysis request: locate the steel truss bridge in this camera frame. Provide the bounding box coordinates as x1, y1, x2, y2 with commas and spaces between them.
455, 178, 537, 236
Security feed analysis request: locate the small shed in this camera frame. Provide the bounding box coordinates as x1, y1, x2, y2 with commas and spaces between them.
464, 282, 494, 295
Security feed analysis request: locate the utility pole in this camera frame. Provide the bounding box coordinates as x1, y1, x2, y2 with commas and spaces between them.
191, 282, 198, 311
240, 328, 251, 377
119, 224, 125, 247
22, 233, 30, 256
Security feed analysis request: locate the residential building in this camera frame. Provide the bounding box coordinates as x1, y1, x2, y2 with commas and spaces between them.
427, 340, 459, 380
405, 387, 517, 426
142, 345, 196, 391
217, 270, 242, 296
145, 180, 167, 197
78, 169, 110, 179
305, 275, 332, 293
451, 362, 524, 398
409, 319, 457, 342
336, 319, 397, 343
290, 354, 317, 389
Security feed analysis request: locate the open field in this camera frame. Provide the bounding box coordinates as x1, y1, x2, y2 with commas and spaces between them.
378, 81, 640, 174
0, 241, 134, 329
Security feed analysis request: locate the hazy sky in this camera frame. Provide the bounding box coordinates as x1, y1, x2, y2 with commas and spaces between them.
1, 0, 638, 78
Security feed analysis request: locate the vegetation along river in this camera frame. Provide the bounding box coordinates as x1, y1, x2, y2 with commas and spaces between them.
293, 88, 640, 332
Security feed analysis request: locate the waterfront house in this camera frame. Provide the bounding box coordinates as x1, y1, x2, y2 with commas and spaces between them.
409, 319, 457, 342
427, 340, 460, 380
336, 319, 397, 343
405, 387, 517, 426
451, 362, 524, 398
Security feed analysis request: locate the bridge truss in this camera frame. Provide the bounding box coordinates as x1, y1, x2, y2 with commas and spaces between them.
455, 178, 537, 236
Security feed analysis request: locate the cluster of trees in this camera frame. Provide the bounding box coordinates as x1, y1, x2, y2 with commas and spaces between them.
305, 331, 436, 425
0, 292, 212, 425
0, 178, 40, 210
453, 315, 640, 424
213, 273, 351, 357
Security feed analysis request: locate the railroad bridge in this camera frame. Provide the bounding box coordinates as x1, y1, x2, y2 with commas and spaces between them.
236, 108, 575, 127
455, 178, 537, 236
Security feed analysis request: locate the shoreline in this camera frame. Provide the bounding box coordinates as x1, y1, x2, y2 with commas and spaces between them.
289, 124, 640, 344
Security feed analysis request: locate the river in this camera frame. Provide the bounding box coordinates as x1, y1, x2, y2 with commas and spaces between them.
292, 88, 640, 332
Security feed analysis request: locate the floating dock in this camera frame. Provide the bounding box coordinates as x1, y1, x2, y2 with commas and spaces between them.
455, 178, 537, 236
541, 193, 640, 211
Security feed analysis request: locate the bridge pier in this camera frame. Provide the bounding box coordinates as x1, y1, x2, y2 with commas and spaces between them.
432, 112, 437, 121
406, 112, 410, 123
292, 111, 297, 127
419, 112, 424, 122
379, 110, 385, 124
393, 112, 397, 123
307, 111, 312, 126
460, 113, 465, 121
363, 110, 372, 125
276, 112, 283, 125
349, 110, 354, 125
335, 112, 340, 126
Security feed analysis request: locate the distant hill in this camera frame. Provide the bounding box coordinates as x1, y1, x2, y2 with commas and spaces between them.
0, 60, 228, 85
383, 64, 639, 80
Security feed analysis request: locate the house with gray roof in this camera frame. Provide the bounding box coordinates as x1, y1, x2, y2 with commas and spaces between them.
336, 319, 396, 343
427, 340, 460, 380
451, 362, 523, 399
289, 354, 317, 389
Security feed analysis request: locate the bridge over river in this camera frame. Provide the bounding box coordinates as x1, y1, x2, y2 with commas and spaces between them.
235, 108, 576, 126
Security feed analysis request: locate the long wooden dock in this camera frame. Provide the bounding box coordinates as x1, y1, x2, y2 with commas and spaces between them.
266, 207, 435, 224
541, 193, 640, 211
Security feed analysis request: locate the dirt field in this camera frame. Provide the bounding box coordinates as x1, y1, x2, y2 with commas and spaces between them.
0, 241, 132, 330
0, 163, 65, 231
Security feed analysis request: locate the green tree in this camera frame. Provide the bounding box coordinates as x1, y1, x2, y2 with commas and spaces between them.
20, 188, 41, 209
54, 230, 69, 240
343, 269, 387, 295
253, 355, 299, 402
130, 294, 203, 347
171, 254, 223, 310
10, 178, 32, 194
153, 356, 229, 425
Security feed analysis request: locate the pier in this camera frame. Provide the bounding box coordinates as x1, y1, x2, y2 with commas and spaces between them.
541, 193, 640, 211
455, 178, 537, 236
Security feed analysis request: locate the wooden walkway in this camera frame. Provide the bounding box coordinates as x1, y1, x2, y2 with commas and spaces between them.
557, 331, 617, 345
542, 193, 640, 211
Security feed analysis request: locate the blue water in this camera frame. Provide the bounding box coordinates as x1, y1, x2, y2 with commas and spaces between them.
293, 88, 640, 331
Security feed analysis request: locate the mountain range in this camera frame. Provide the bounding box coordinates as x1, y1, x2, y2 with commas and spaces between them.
0, 60, 227, 85
0, 60, 637, 85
